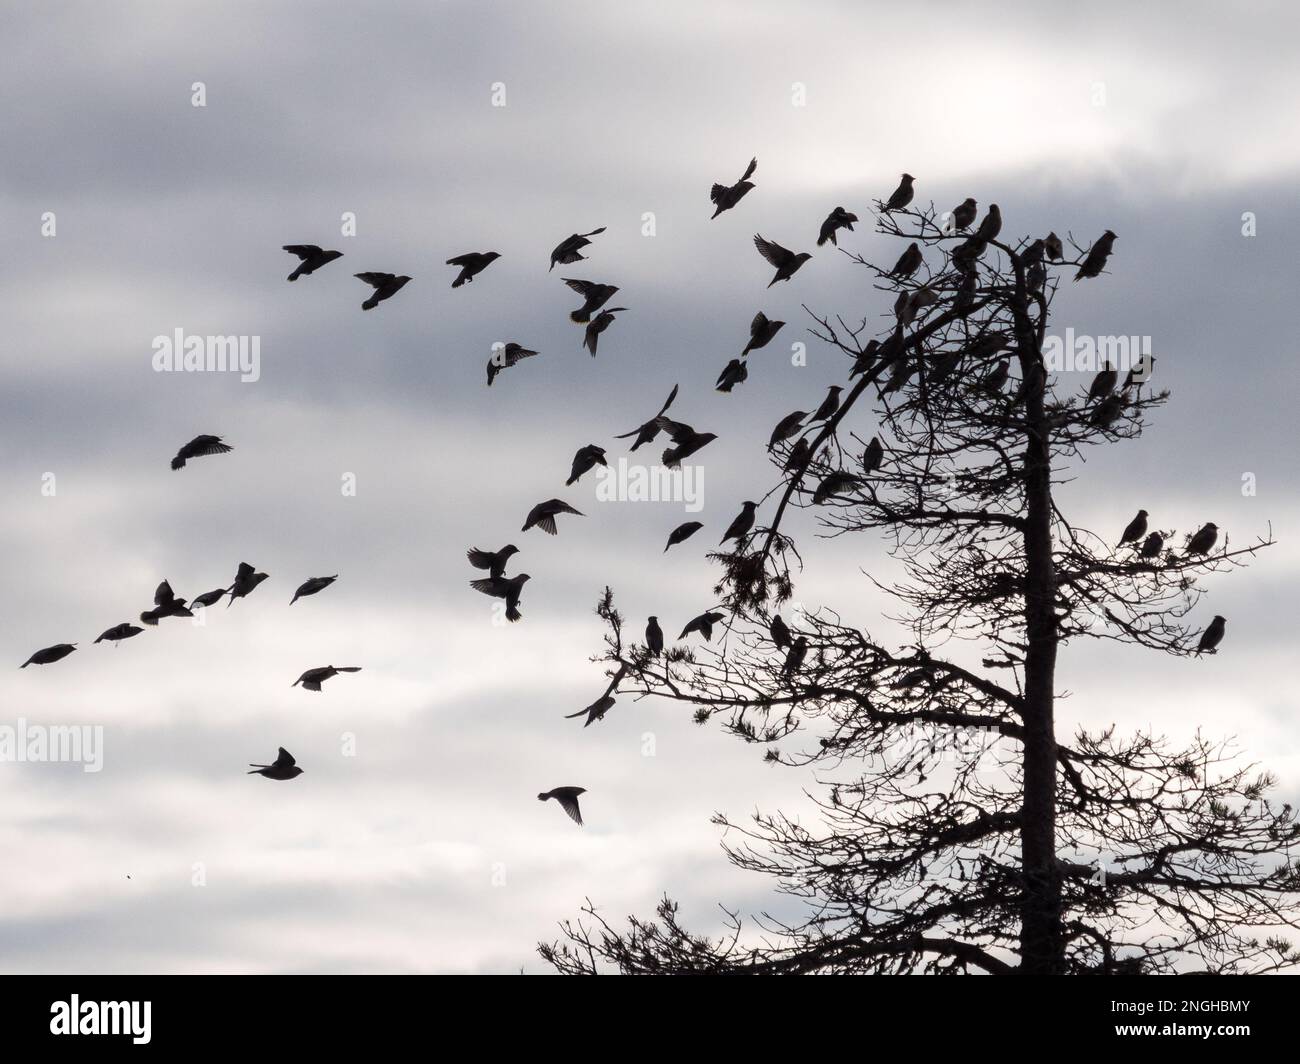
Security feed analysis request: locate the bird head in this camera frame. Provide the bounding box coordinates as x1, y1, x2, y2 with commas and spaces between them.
648, 615, 657, 622
1138, 509, 1149, 517
795, 253, 813, 266
1103, 230, 1117, 240
485, 252, 501, 262
536, 793, 549, 802
517, 574, 532, 584
1206, 522, 1219, 531
501, 544, 519, 557
743, 500, 757, 510
1213, 615, 1226, 623
902, 173, 914, 183
289, 767, 304, 778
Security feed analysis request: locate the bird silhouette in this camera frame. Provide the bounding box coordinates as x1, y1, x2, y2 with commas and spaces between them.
354, 272, 412, 310
812, 385, 842, 422
716, 359, 748, 393
783, 636, 809, 676
171, 434, 232, 471
226, 562, 268, 607
889, 242, 923, 278
768, 410, 808, 449
283, 244, 342, 281
950, 198, 977, 231
679, 611, 726, 642
1089, 393, 1125, 427
292, 666, 362, 692
784, 436, 812, 474
563, 279, 619, 324
140, 580, 192, 625
615, 384, 679, 451
549, 228, 606, 271
720, 501, 758, 545
863, 436, 884, 474
290, 575, 337, 605
1140, 532, 1165, 559
1075, 231, 1117, 281
1089, 363, 1119, 401
770, 614, 792, 650
817, 206, 859, 246
566, 695, 615, 727
661, 423, 717, 468
94, 623, 143, 645
975, 204, 1002, 242
1044, 232, 1064, 261
742, 312, 785, 357
471, 573, 531, 621
584, 307, 626, 355
710, 157, 757, 218
664, 521, 704, 552
813, 472, 860, 505
192, 588, 227, 608
522, 499, 584, 535
1195, 616, 1226, 655
1118, 510, 1149, 547
21, 643, 76, 668
882, 173, 915, 212
445, 251, 500, 287
1186, 522, 1219, 556
486, 342, 539, 386
567, 445, 608, 485
538, 786, 586, 825
467, 545, 519, 579
248, 747, 303, 780
646, 616, 664, 657
753, 234, 811, 287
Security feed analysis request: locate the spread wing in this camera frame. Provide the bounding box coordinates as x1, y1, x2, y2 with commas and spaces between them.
354, 272, 392, 288
470, 577, 508, 596
283, 244, 322, 259
753, 234, 791, 268
750, 311, 770, 336
739, 156, 757, 183
274, 748, 296, 768
562, 278, 598, 296
154, 580, 177, 607
466, 548, 498, 570
556, 792, 584, 825
445, 253, 477, 266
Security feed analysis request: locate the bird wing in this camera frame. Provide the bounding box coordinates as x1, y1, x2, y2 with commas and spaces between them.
555, 793, 584, 825
354, 272, 392, 287
502, 346, 539, 368
753, 234, 790, 268
445, 253, 478, 266
283, 244, 322, 259
274, 748, 296, 768
470, 577, 507, 596
466, 548, 499, 570
750, 311, 769, 336
739, 157, 758, 183
236, 562, 255, 580
154, 580, 176, 606
655, 383, 679, 417
187, 436, 232, 459
548, 500, 584, 516
562, 278, 597, 296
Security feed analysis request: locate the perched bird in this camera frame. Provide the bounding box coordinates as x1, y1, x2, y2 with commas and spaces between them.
171, 434, 232, 471
951, 236, 987, 270
486, 342, 539, 386
662, 427, 718, 468
248, 747, 303, 780
950, 198, 977, 232
21, 643, 76, 668
784, 436, 812, 473
1021, 239, 1046, 266
522, 499, 584, 535
1195, 616, 1226, 656
549, 228, 606, 271
646, 616, 664, 657
863, 436, 884, 473
226, 562, 268, 607
354, 272, 412, 310
1044, 232, 1064, 261
563, 279, 619, 324
928, 347, 963, 387
1140, 531, 1165, 559
783, 636, 809, 676
565, 695, 615, 728
882, 173, 915, 212
1185, 522, 1219, 556
742, 312, 786, 356
769, 614, 792, 650
290, 575, 337, 605
710, 157, 758, 218
1088, 363, 1119, 401
470, 573, 531, 622
889, 243, 923, 278
292, 666, 362, 692
1075, 231, 1117, 281
982, 358, 1010, 395
753, 234, 812, 287
883, 354, 915, 393
664, 521, 704, 552
283, 244, 342, 282
467, 544, 519, 579
445, 251, 500, 288
768, 410, 808, 449
615, 384, 679, 451
583, 307, 626, 356
140, 579, 192, 625
1089, 393, 1125, 427
192, 588, 227, 608
976, 204, 1002, 241
812, 385, 842, 422
814, 472, 859, 504
1118, 510, 1149, 547
567, 445, 608, 485
954, 272, 978, 314
538, 786, 586, 825
94, 623, 143, 645
679, 611, 726, 642
817, 206, 859, 247
720, 501, 758, 545
716, 358, 749, 393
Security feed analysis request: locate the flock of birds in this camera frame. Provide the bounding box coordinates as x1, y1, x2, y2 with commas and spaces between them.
20, 163, 1226, 826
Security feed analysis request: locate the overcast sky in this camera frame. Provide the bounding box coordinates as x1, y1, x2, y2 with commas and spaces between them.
1, 0, 1298, 972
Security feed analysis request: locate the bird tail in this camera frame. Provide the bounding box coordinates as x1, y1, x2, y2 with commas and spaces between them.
248, 766, 268, 773
452, 275, 466, 288
362, 298, 377, 310
570, 310, 590, 324
506, 605, 522, 622
170, 457, 185, 470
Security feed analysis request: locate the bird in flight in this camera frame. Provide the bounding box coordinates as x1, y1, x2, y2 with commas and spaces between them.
1118, 510, 1149, 547
467, 544, 519, 580
664, 520, 704, 552
171, 434, 232, 471
549, 228, 606, 271
192, 588, 227, 608
614, 384, 679, 451
679, 610, 726, 642
566, 695, 616, 727
1075, 231, 1117, 281
658, 417, 718, 468
1195, 616, 1226, 655
94, 623, 143, 645
710, 156, 757, 218
141, 579, 193, 625
753, 234, 811, 287
583, 307, 626, 356
21, 643, 76, 668
470, 573, 531, 622
522, 499, 584, 535
486, 342, 539, 387
290, 575, 337, 605
742, 312, 785, 357
715, 358, 748, 393
292, 666, 362, 692
445, 251, 501, 288
226, 562, 268, 607
882, 173, 915, 212
282, 244, 343, 282
538, 786, 586, 825
817, 206, 859, 247
354, 272, 412, 310
563, 279, 619, 324
567, 445, 608, 486
1185, 522, 1219, 556
248, 747, 303, 780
